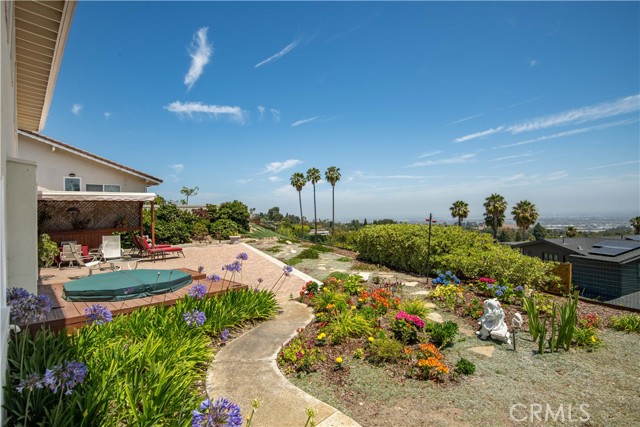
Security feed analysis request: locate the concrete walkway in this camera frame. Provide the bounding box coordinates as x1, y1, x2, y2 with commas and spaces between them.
207, 300, 361, 427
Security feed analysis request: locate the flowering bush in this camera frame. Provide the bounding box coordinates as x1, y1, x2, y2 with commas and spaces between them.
192, 397, 242, 427
432, 271, 461, 285
416, 343, 449, 381
183, 310, 207, 327
279, 337, 325, 373
579, 313, 601, 329
430, 284, 463, 310
573, 327, 602, 351
7, 287, 51, 325
464, 298, 484, 320
188, 283, 207, 299
392, 311, 426, 344
477, 278, 524, 303
362, 288, 400, 316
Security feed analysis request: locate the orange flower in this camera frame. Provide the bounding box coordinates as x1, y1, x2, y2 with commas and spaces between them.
403, 347, 413, 355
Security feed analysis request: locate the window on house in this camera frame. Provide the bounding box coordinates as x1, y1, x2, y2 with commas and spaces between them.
64, 177, 81, 191
86, 184, 121, 192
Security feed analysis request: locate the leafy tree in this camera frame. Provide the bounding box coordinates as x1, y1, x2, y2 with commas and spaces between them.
483, 193, 508, 239
306, 167, 322, 237
209, 218, 240, 239
450, 200, 470, 226
373, 219, 397, 225
325, 166, 342, 234
630, 216, 640, 234
267, 206, 284, 222
216, 200, 250, 232
565, 226, 578, 237
179, 186, 199, 205
532, 222, 548, 241
363, 218, 368, 226
290, 172, 307, 237
511, 200, 539, 239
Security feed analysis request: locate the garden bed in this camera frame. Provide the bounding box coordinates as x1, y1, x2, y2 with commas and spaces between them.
279, 273, 640, 427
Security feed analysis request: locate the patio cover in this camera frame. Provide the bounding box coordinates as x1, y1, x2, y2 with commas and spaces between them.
37, 189, 156, 202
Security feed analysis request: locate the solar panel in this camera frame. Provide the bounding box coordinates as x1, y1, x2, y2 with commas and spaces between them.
592, 240, 640, 250
626, 235, 640, 241
589, 247, 629, 256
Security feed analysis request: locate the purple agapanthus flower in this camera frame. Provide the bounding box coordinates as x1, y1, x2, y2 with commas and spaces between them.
235, 253, 249, 261
282, 265, 293, 276
42, 361, 87, 395
7, 288, 51, 325
220, 329, 230, 342
183, 310, 207, 327
189, 284, 207, 299
192, 397, 242, 427
16, 373, 43, 393
515, 285, 524, 292
495, 290, 504, 297
207, 274, 221, 283
85, 304, 113, 326
222, 261, 242, 273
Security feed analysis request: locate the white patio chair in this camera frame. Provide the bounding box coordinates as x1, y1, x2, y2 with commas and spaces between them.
101, 235, 122, 260
69, 244, 103, 276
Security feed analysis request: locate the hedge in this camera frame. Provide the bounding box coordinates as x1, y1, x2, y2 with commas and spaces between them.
356, 224, 557, 289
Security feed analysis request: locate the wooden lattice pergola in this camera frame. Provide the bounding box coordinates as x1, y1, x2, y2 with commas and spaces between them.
37, 191, 157, 249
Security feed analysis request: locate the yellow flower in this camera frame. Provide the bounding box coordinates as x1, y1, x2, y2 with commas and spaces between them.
317, 333, 326, 340
351, 305, 356, 310
368, 337, 375, 343
591, 335, 596, 343
336, 357, 343, 364
358, 298, 363, 302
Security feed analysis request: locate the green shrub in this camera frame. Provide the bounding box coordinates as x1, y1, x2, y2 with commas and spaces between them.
342, 275, 366, 295
609, 314, 640, 333
38, 233, 59, 268
279, 337, 325, 373
573, 327, 602, 351
312, 290, 350, 313
430, 321, 459, 348
356, 224, 557, 289
215, 200, 251, 233
324, 271, 351, 282
400, 298, 429, 318
286, 257, 303, 266
297, 248, 320, 259
309, 244, 332, 253
209, 218, 240, 239
336, 257, 352, 262
455, 358, 476, 375
323, 311, 374, 344
366, 337, 403, 364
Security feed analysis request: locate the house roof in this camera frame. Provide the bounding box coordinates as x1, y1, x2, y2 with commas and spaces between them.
15, 0, 76, 132
19, 130, 163, 186
514, 236, 640, 264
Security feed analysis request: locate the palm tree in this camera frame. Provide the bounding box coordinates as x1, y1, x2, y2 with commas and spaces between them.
630, 216, 640, 234
449, 200, 470, 226
325, 166, 341, 234
306, 167, 321, 238
511, 200, 539, 240
565, 226, 578, 238
180, 185, 199, 205
290, 172, 306, 237
483, 193, 508, 239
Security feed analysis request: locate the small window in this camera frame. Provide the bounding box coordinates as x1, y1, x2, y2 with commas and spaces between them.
104, 184, 121, 192
86, 184, 121, 192
86, 184, 103, 192
64, 177, 81, 191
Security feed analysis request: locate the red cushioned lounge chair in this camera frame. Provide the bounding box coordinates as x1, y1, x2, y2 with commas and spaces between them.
136, 235, 185, 260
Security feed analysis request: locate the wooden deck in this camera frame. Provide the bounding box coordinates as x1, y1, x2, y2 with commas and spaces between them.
36, 268, 246, 333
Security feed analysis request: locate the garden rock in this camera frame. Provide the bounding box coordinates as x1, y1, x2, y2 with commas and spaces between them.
468, 346, 495, 358
355, 272, 370, 281
477, 298, 511, 345
427, 312, 444, 323
403, 281, 418, 287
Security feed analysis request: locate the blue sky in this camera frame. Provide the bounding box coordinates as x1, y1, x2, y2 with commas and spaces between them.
43, 1, 639, 222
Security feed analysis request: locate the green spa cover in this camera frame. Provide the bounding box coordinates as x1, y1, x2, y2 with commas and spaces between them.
63, 270, 193, 302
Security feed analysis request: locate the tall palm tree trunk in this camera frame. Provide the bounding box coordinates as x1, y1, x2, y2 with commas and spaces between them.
331, 185, 335, 234
313, 184, 317, 237
493, 216, 498, 239
298, 191, 304, 238
458, 216, 462, 227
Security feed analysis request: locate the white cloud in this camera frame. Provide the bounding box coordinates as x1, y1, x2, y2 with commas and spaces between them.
418, 150, 442, 159
454, 126, 504, 143
261, 159, 302, 174
291, 116, 321, 127
408, 153, 477, 167
455, 94, 639, 142
103, 112, 111, 120
586, 160, 640, 170
268, 176, 281, 182
447, 114, 483, 126
504, 95, 544, 109
488, 159, 535, 169
489, 152, 534, 162
508, 94, 639, 134
546, 171, 568, 180
257, 106, 265, 120
255, 37, 300, 68
499, 118, 638, 148
165, 101, 246, 124
184, 27, 212, 90
270, 108, 281, 122
235, 178, 253, 185
71, 104, 82, 116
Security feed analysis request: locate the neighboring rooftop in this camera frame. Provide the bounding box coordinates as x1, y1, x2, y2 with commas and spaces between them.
515, 236, 640, 264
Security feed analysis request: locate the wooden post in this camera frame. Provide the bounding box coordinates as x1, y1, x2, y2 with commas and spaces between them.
150, 201, 155, 246
139, 202, 144, 237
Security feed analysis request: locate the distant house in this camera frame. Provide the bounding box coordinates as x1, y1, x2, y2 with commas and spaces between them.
513, 236, 640, 308
17, 130, 163, 249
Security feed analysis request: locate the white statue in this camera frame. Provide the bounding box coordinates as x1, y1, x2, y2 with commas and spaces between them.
477, 298, 511, 345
